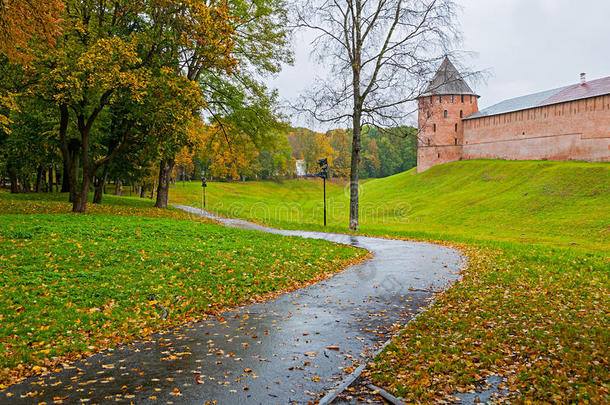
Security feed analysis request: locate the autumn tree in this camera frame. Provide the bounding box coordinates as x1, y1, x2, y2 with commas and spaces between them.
294, 0, 462, 230
288, 128, 335, 174
141, 0, 238, 209
328, 129, 351, 177
0, 0, 64, 130
0, 0, 64, 63
24, 0, 238, 212
194, 122, 260, 180
258, 134, 294, 179
193, 0, 293, 182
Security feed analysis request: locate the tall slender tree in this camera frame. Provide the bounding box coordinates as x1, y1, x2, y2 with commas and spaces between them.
294, 0, 463, 230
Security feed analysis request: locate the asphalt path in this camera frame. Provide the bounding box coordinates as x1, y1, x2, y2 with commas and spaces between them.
3, 206, 463, 404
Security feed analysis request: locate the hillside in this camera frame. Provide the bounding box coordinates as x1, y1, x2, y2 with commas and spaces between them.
171, 159, 610, 252
170, 159, 609, 401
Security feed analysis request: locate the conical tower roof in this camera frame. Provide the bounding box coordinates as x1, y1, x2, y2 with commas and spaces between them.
420, 57, 477, 97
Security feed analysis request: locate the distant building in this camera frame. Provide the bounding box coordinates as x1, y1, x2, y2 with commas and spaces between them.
296, 160, 307, 177
417, 57, 610, 172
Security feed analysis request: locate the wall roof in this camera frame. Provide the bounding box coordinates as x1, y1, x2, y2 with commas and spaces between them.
464, 75, 610, 120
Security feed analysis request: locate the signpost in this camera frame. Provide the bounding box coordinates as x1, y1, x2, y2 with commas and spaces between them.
317, 158, 329, 227
201, 175, 207, 210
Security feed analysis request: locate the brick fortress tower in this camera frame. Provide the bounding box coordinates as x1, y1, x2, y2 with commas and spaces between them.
417, 57, 479, 172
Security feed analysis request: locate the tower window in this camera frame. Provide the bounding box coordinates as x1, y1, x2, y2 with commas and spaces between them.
437, 153, 440, 158
451, 95, 454, 103
439, 95, 443, 103
461, 95, 464, 103
430, 96, 433, 104
460, 110, 463, 118
427, 139, 431, 146
455, 138, 458, 145
433, 123, 436, 132
455, 123, 458, 132
444, 110, 448, 118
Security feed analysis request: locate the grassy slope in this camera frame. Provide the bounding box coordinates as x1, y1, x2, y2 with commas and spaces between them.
171, 160, 609, 252
170, 160, 609, 402
0, 192, 366, 387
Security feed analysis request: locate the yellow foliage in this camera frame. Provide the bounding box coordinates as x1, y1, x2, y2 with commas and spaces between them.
0, 0, 64, 63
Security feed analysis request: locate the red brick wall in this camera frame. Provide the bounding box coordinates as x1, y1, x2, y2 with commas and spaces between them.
417, 94, 479, 172
462, 94, 610, 162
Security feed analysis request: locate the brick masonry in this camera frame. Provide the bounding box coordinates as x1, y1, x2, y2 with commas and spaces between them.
417, 84, 610, 172
417, 94, 479, 172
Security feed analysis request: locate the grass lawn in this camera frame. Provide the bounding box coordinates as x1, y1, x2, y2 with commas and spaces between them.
0, 192, 367, 387
170, 159, 609, 402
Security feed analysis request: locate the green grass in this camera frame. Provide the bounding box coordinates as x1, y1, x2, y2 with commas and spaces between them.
0, 192, 366, 387
171, 160, 609, 252
170, 159, 610, 402
0, 190, 208, 221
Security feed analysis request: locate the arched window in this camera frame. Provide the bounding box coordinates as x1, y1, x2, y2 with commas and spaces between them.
460, 110, 463, 118
439, 95, 443, 103
444, 110, 448, 118
433, 123, 436, 132
455, 123, 458, 132
427, 139, 431, 146
455, 138, 458, 145
451, 95, 454, 103
461, 95, 464, 103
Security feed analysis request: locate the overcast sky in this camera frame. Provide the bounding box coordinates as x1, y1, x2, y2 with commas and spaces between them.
266, 0, 610, 130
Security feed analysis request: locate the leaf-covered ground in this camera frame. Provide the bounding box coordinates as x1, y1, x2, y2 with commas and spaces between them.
168, 159, 610, 402
0, 190, 210, 222
366, 242, 609, 402
0, 200, 367, 387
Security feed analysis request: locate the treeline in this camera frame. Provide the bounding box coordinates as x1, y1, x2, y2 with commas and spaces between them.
0, 0, 292, 212
0, 2, 418, 210
286, 126, 417, 179
171, 125, 418, 182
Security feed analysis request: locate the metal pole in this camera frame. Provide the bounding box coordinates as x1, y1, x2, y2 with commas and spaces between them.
323, 177, 326, 227
203, 187, 206, 208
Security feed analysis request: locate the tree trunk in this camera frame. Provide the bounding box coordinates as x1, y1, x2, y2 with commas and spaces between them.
349, 62, 362, 230
150, 179, 156, 199
48, 166, 53, 192
349, 116, 362, 231
55, 166, 60, 192
73, 171, 92, 213
35, 166, 43, 193
22, 176, 31, 192
68, 147, 79, 203
61, 161, 70, 192
7, 163, 19, 194
93, 164, 109, 204
115, 180, 123, 196
139, 185, 146, 198
155, 158, 175, 209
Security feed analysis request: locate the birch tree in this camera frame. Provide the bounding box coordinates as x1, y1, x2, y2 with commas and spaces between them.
294, 0, 461, 230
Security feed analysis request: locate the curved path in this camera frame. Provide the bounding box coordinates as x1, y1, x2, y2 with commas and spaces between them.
4, 206, 463, 404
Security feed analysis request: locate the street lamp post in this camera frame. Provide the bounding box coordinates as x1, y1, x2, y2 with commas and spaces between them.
317, 158, 329, 227
201, 175, 207, 210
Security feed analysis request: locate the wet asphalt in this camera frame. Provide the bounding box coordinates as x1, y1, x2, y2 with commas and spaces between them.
3, 206, 463, 404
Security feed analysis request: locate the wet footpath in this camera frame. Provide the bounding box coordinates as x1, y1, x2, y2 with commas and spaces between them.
3, 206, 463, 404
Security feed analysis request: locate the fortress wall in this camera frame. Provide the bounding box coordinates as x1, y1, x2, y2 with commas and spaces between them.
462, 94, 610, 162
